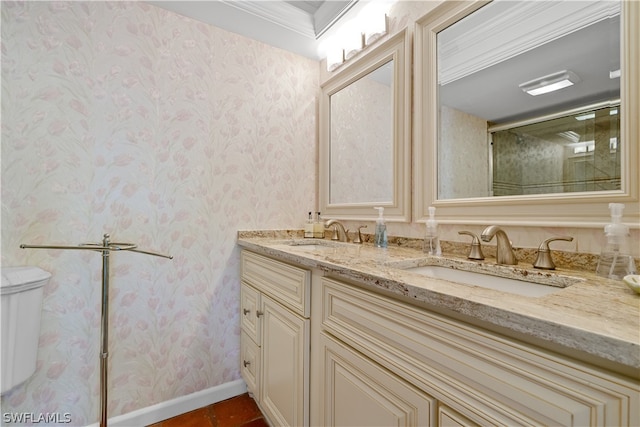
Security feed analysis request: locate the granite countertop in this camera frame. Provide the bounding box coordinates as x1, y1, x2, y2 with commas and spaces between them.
237, 231, 640, 375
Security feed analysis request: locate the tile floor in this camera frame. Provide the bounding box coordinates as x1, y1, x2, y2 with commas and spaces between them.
148, 393, 268, 427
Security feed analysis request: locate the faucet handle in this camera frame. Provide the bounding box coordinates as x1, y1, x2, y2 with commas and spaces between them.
533, 236, 574, 270
458, 231, 485, 260
354, 225, 367, 244
329, 225, 340, 241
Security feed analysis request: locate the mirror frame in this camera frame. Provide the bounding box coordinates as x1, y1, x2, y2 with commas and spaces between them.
320, 29, 411, 222
414, 1, 639, 227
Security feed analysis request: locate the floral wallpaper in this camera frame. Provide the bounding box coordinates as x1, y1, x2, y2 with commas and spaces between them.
1, 1, 317, 424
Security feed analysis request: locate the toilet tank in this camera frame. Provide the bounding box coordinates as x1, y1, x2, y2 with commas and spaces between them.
1, 266, 51, 394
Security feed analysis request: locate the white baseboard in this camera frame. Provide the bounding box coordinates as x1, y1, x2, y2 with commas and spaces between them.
85, 379, 247, 427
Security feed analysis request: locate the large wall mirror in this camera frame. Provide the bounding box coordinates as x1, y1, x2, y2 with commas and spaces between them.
320, 29, 411, 221
414, 0, 639, 226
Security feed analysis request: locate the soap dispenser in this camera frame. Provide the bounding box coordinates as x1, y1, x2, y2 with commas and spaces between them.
313, 212, 325, 238
596, 203, 637, 279
424, 206, 442, 256
373, 207, 388, 248
304, 211, 314, 238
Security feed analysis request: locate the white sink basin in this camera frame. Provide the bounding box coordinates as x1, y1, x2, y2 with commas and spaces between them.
290, 244, 330, 250
285, 240, 344, 251
404, 265, 564, 297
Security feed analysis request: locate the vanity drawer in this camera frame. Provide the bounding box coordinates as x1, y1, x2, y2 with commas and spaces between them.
241, 282, 261, 345
241, 250, 310, 318
240, 330, 260, 397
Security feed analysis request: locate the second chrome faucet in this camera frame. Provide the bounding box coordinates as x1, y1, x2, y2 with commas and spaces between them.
480, 225, 518, 265
324, 219, 349, 242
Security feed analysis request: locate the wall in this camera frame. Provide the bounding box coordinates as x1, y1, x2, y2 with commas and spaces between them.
1, 1, 317, 424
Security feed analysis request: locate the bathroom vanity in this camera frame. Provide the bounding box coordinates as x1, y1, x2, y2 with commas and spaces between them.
240, 250, 310, 426
237, 232, 639, 427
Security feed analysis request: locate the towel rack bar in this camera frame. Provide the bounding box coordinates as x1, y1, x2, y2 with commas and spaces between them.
20, 233, 172, 427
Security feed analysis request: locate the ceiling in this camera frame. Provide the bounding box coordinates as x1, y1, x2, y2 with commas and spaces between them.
147, 0, 358, 59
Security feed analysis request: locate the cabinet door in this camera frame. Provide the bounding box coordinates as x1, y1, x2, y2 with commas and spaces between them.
240, 330, 260, 397
320, 332, 436, 427
261, 295, 310, 427
438, 404, 480, 427
240, 282, 261, 345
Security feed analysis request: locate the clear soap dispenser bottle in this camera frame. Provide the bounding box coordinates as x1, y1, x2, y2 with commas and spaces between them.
373, 207, 388, 248
596, 203, 637, 279
313, 212, 325, 238
424, 206, 442, 256
304, 211, 314, 238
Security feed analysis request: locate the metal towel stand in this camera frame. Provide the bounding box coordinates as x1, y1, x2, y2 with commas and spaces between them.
21, 233, 172, 427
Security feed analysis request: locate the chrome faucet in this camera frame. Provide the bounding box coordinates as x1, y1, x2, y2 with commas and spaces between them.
324, 219, 349, 242
480, 225, 517, 265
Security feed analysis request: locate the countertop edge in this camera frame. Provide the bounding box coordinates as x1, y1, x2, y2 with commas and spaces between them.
237, 237, 640, 374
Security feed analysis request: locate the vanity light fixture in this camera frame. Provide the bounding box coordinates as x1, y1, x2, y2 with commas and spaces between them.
326, 48, 344, 72
572, 141, 595, 154
320, 0, 394, 72
519, 70, 580, 96
363, 13, 388, 46
575, 112, 595, 121
558, 130, 580, 143
575, 109, 618, 121
343, 25, 364, 60
610, 137, 618, 151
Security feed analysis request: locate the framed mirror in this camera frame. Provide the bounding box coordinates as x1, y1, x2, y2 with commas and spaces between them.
414, 0, 639, 226
320, 29, 411, 221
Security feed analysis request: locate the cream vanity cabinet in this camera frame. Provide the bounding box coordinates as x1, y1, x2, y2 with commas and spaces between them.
240, 250, 310, 427
317, 276, 639, 427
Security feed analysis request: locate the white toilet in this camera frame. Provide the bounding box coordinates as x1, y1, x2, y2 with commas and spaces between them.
1, 266, 51, 394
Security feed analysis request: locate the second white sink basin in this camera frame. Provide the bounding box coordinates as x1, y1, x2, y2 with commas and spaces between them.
282, 239, 352, 252
404, 265, 565, 297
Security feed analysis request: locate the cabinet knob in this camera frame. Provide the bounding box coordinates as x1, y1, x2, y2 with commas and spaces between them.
243, 360, 251, 367
256, 310, 264, 318
243, 308, 250, 315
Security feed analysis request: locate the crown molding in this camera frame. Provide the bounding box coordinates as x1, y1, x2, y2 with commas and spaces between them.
222, 0, 316, 38
439, 0, 621, 85
314, 1, 357, 37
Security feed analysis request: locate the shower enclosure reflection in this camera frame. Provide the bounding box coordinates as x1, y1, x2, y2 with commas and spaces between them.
490, 103, 620, 197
